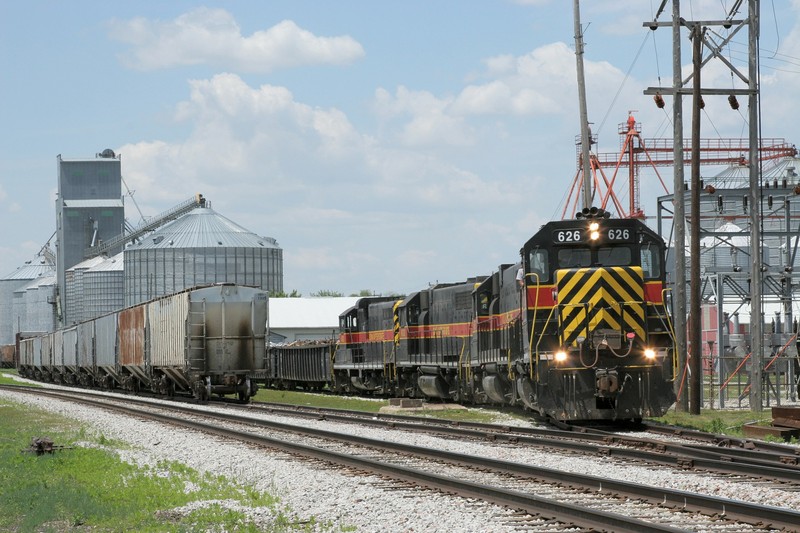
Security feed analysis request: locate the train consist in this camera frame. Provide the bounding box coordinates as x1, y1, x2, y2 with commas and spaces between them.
268, 208, 677, 422
17, 284, 267, 401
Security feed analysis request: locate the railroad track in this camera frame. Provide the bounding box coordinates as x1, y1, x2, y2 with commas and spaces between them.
245, 400, 800, 485
3, 385, 799, 532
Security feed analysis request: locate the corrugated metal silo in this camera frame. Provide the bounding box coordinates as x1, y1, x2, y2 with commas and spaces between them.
124, 205, 283, 306
84, 252, 124, 320
64, 255, 106, 325
0, 260, 54, 345
12, 275, 57, 337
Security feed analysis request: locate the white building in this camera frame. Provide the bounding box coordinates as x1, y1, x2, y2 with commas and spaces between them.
268, 297, 360, 343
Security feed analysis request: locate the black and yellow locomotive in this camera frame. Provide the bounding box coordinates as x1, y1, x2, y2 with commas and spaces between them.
270, 208, 676, 422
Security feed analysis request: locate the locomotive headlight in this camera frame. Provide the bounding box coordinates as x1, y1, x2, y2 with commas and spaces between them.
589, 221, 600, 240
643, 348, 657, 360
554, 350, 568, 362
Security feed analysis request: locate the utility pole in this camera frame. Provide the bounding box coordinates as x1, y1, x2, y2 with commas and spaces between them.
645, 0, 761, 414
748, 0, 763, 411
574, 0, 593, 210
671, 0, 688, 412
689, 24, 704, 415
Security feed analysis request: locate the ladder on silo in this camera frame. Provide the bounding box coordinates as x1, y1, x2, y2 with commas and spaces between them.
187, 300, 207, 372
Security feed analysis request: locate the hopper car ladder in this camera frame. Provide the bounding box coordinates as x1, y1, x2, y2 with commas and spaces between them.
187, 300, 207, 371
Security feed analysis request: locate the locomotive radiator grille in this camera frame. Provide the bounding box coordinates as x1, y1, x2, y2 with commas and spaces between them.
556, 266, 645, 347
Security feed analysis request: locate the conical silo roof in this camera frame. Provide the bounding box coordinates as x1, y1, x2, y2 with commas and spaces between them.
86, 252, 124, 272
66, 255, 107, 272
762, 157, 800, 180
706, 156, 800, 189
2, 259, 54, 281
129, 206, 279, 250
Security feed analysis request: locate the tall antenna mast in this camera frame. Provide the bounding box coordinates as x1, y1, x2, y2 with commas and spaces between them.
574, 0, 593, 210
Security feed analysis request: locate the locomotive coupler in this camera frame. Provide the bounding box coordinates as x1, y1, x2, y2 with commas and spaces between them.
595, 369, 619, 397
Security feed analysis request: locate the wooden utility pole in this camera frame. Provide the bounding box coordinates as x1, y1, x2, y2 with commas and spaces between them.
671, 0, 688, 412
748, 0, 763, 411
574, 0, 593, 211
689, 24, 704, 415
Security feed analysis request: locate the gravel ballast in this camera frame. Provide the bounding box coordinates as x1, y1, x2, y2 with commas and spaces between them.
3, 377, 799, 532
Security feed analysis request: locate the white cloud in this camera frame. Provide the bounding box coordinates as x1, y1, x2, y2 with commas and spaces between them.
109, 8, 365, 72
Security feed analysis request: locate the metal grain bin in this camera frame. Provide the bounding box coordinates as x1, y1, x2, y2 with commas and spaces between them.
11, 276, 57, 340
84, 253, 124, 320
148, 290, 190, 368
123, 206, 282, 307
64, 256, 106, 325
0, 260, 53, 345
119, 305, 146, 367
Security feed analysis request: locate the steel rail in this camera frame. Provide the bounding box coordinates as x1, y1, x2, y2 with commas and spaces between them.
5, 386, 800, 481
248, 401, 800, 483
10, 386, 800, 531
641, 420, 800, 457
4, 387, 681, 533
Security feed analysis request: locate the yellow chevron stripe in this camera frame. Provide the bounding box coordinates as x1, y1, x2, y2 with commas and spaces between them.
557, 267, 646, 345
393, 300, 401, 345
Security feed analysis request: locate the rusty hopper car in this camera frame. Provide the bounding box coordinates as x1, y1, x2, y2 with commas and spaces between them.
18, 284, 267, 402
0, 344, 15, 368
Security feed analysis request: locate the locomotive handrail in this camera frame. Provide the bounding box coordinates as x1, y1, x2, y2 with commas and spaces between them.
458, 334, 472, 392
533, 306, 559, 380
660, 287, 678, 381
526, 272, 541, 381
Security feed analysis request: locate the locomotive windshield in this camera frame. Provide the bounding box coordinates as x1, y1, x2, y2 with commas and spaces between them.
557, 246, 631, 268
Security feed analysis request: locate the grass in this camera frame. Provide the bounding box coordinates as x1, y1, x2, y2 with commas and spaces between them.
0, 370, 24, 386
253, 388, 387, 413
0, 397, 350, 532
648, 408, 776, 438
256, 385, 796, 437
252, 387, 532, 425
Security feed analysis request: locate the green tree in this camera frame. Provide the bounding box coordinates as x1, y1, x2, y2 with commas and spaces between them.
349, 289, 378, 297
271, 289, 302, 297
310, 290, 344, 297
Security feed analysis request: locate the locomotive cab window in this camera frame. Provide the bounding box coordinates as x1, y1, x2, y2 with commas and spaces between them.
597, 246, 631, 267
527, 249, 549, 282
557, 248, 590, 268
640, 242, 661, 279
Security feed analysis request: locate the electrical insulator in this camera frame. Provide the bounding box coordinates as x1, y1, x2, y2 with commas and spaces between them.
728, 94, 740, 110
654, 93, 665, 109
699, 96, 705, 109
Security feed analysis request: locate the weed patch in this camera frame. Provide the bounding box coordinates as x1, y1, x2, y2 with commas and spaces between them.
0, 397, 344, 531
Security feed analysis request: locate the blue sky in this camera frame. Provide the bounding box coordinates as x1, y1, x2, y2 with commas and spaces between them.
2, 1, 799, 296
